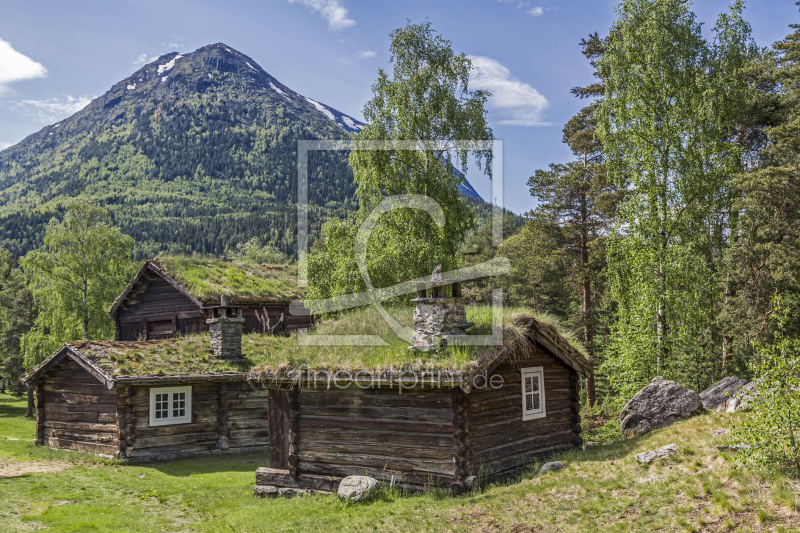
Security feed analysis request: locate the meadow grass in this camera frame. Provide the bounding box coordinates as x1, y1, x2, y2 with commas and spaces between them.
2, 393, 800, 532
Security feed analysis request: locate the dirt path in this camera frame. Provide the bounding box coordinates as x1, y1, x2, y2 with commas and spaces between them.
0, 458, 71, 478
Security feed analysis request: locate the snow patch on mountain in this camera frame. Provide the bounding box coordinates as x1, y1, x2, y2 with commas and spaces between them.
127, 83, 136, 90
157, 54, 183, 75
305, 97, 335, 121
270, 82, 290, 99
340, 115, 363, 131
246, 62, 257, 71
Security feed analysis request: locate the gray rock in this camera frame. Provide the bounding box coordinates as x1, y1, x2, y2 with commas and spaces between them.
715, 379, 761, 413
585, 441, 601, 447
700, 376, 749, 409
716, 444, 751, 453
253, 485, 328, 498
712, 429, 731, 437
337, 476, 380, 502
620, 377, 703, 439
636, 443, 678, 464
538, 461, 565, 475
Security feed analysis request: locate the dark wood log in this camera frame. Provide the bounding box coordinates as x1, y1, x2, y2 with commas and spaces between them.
297, 450, 457, 475
227, 418, 268, 430
299, 462, 458, 487
43, 420, 117, 432
45, 437, 118, 455
44, 392, 116, 406
473, 430, 574, 463
43, 383, 116, 396
43, 427, 118, 443
134, 432, 220, 449
300, 415, 453, 434
470, 411, 573, 442
469, 400, 572, 426
297, 404, 451, 422
45, 403, 117, 414
298, 391, 452, 409
255, 468, 340, 492
299, 439, 452, 459
474, 443, 575, 475
298, 428, 454, 448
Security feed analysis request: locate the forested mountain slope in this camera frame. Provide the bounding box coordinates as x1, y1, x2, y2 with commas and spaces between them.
0, 43, 487, 259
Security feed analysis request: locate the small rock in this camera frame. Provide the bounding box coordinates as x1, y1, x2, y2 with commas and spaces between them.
700, 376, 749, 410
585, 441, 600, 447
253, 485, 317, 498
636, 443, 678, 464
621, 377, 703, 439
712, 429, 731, 438
338, 476, 380, 502
138, 474, 146, 478
716, 445, 751, 453
558, 494, 576, 500
539, 461, 565, 475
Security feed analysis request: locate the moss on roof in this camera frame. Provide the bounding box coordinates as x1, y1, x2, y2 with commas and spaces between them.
50, 305, 588, 384
151, 254, 305, 305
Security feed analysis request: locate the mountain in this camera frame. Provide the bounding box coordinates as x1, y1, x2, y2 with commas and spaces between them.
0, 43, 485, 259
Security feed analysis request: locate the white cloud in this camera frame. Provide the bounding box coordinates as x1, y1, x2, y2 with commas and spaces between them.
168, 43, 179, 48
527, 6, 543, 16
0, 39, 47, 94
13, 95, 92, 123
0, 141, 13, 151
133, 54, 159, 68
356, 50, 376, 60
468, 55, 549, 127
287, 0, 355, 31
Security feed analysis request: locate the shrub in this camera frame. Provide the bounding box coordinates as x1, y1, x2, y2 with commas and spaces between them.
733, 297, 800, 474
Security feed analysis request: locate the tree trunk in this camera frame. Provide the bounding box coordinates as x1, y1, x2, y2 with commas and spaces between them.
82, 276, 89, 341
580, 189, 596, 406
657, 169, 668, 373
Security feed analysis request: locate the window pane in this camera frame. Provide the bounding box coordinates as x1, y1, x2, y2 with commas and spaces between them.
531, 376, 540, 392
526, 393, 533, 411
525, 377, 532, 393
533, 393, 541, 411
173, 392, 186, 418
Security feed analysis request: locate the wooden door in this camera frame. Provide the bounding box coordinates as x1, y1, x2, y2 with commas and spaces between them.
267, 390, 290, 470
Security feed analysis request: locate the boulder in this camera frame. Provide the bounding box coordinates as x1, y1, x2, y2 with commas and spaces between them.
620, 377, 703, 439
538, 461, 565, 475
337, 476, 380, 502
636, 443, 678, 464
699, 376, 749, 410
715, 379, 761, 413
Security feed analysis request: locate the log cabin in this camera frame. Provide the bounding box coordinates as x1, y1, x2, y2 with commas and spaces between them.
23, 275, 591, 493
108, 254, 312, 341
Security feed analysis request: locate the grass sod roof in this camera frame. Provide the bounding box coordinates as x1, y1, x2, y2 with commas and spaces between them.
151, 254, 305, 305
24, 305, 590, 387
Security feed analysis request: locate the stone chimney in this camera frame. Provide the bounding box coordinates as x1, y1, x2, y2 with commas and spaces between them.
409, 265, 474, 352
207, 294, 246, 361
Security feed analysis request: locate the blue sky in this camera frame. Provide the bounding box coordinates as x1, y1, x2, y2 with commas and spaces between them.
0, 0, 796, 214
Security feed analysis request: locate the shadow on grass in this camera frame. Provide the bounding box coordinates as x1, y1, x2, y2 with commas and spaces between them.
0, 393, 29, 419
143, 451, 269, 478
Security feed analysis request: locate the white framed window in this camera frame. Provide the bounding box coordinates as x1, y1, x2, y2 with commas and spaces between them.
149, 386, 192, 426
521, 367, 546, 421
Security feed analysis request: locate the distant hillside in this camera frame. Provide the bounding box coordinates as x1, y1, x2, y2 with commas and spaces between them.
0, 43, 493, 259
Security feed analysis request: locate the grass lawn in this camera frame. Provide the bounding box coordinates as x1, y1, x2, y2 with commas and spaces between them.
1, 393, 799, 532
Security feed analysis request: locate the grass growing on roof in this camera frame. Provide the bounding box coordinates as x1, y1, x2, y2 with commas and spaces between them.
246, 305, 586, 379
151, 253, 305, 304
66, 305, 586, 379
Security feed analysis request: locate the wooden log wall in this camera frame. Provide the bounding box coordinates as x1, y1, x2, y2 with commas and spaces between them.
40, 359, 120, 456
467, 346, 578, 481
124, 380, 268, 460
295, 385, 458, 491
116, 272, 203, 340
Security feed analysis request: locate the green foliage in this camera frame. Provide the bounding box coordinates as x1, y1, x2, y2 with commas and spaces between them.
19, 198, 134, 367
152, 254, 303, 304
597, 0, 754, 398
0, 270, 37, 394
229, 237, 288, 265
733, 297, 800, 474
309, 21, 493, 301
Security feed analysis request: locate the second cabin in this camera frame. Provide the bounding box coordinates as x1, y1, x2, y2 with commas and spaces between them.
108, 255, 312, 341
